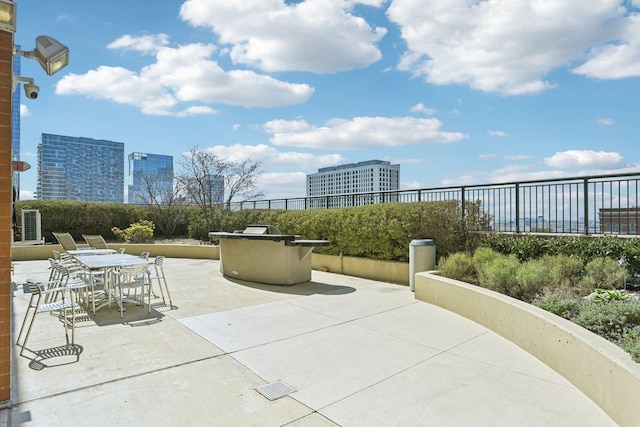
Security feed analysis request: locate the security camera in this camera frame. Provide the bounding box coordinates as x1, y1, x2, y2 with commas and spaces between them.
24, 83, 40, 99
12, 76, 40, 100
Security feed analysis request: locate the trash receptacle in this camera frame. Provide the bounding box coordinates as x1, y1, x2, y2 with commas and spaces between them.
409, 239, 436, 291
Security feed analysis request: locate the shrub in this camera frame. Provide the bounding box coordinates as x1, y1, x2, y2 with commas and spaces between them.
574, 300, 640, 343
623, 327, 640, 363
471, 247, 500, 266
112, 220, 155, 243
543, 254, 584, 287
514, 259, 552, 302
579, 257, 628, 293
437, 253, 476, 284
477, 255, 520, 298
532, 291, 582, 319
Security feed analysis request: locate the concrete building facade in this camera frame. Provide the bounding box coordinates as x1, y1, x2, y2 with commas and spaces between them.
307, 159, 400, 196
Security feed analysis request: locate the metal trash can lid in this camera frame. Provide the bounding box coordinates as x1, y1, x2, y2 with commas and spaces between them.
410, 239, 435, 246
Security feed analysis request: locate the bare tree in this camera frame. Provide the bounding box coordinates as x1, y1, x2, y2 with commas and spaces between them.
176, 146, 262, 232
224, 158, 264, 210
137, 171, 189, 238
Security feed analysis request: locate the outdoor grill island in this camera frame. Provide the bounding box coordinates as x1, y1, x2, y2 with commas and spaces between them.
209, 225, 329, 285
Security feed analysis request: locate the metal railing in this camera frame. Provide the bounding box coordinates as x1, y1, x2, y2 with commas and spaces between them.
230, 172, 640, 236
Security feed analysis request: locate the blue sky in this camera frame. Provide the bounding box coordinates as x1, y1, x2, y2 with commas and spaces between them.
14, 0, 640, 201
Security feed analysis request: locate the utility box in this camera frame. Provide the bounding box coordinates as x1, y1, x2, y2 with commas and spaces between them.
409, 239, 436, 291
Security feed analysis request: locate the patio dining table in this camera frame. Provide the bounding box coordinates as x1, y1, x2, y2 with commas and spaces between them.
67, 248, 117, 256
73, 253, 151, 313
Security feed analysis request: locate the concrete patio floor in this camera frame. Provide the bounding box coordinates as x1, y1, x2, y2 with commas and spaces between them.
6, 258, 616, 426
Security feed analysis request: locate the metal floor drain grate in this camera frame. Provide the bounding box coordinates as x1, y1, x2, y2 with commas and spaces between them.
255, 381, 296, 400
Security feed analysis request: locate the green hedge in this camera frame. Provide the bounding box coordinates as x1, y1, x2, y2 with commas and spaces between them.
214, 201, 468, 262
15, 200, 190, 243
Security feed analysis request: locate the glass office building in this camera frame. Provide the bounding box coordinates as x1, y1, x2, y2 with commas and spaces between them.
37, 133, 125, 202
128, 152, 174, 204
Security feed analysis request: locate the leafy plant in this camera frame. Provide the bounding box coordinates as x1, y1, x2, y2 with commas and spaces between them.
586, 289, 630, 303
111, 220, 155, 243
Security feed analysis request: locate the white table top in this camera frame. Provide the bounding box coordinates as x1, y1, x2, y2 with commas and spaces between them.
74, 253, 150, 269
67, 249, 117, 256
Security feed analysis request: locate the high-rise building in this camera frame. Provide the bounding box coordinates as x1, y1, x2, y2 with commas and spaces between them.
37, 133, 124, 202
12, 46, 21, 198
307, 160, 400, 196
128, 152, 174, 204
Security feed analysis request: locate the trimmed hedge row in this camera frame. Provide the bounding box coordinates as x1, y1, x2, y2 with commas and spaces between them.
15, 200, 190, 243
16, 200, 469, 262
220, 201, 469, 262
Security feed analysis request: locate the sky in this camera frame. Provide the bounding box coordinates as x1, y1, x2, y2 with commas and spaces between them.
13, 0, 640, 201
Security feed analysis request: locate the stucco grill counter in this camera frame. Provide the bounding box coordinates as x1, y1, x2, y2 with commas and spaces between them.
210, 225, 330, 285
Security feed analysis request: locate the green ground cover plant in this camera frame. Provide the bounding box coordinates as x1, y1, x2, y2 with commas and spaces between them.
437, 247, 640, 362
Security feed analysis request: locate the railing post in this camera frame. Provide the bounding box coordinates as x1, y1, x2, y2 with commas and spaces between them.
515, 183, 520, 233
461, 187, 466, 224
583, 178, 589, 235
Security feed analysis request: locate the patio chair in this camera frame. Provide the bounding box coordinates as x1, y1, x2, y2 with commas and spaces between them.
16, 279, 79, 356
82, 234, 110, 250
53, 232, 79, 252
113, 263, 152, 318
148, 256, 172, 308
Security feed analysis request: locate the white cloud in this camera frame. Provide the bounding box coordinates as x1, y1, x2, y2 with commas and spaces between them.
488, 130, 508, 137
479, 154, 496, 160
203, 144, 345, 168
107, 34, 170, 54
402, 180, 422, 190
263, 116, 468, 149
572, 14, 640, 79
596, 117, 615, 126
410, 103, 437, 115
56, 37, 314, 115
544, 150, 624, 169
257, 172, 307, 199
20, 104, 30, 117
388, 0, 638, 94
441, 163, 640, 187
179, 0, 386, 73
504, 154, 530, 160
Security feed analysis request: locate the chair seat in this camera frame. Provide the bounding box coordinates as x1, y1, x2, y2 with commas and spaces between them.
36, 299, 77, 313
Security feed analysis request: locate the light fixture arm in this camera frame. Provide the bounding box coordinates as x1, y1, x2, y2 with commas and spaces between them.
12, 75, 33, 93
13, 46, 37, 60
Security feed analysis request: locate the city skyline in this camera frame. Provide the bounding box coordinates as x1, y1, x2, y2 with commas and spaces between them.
14, 1, 640, 202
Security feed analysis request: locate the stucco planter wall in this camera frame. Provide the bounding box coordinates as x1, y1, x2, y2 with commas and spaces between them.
11, 243, 219, 261
312, 253, 409, 285
414, 271, 640, 427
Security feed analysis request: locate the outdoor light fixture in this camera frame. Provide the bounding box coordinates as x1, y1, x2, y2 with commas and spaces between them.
14, 35, 70, 76
0, 0, 16, 33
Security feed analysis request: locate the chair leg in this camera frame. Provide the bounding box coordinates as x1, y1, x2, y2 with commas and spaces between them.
16, 297, 39, 356
161, 274, 172, 308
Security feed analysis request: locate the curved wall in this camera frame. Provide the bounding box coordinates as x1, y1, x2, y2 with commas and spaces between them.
415, 271, 640, 427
